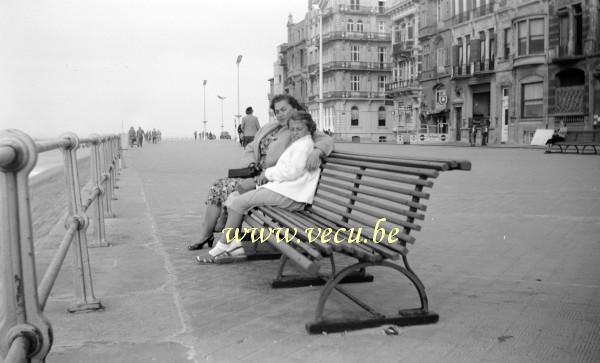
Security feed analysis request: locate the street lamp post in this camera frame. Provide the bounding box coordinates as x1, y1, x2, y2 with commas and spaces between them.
203, 80, 207, 141
235, 55, 243, 142
313, 3, 324, 131
217, 95, 226, 137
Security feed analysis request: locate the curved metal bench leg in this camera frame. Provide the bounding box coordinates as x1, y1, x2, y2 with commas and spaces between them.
306, 261, 438, 334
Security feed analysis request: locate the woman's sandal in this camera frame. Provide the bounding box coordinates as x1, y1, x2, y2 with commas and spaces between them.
195, 246, 247, 265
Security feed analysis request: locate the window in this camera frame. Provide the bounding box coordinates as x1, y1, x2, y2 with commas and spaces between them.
350, 0, 360, 11
573, 4, 583, 54
351, 106, 359, 126
378, 136, 387, 142
529, 19, 544, 54
378, 76, 386, 91
437, 47, 447, 72
489, 28, 495, 61
356, 20, 364, 32
378, 21, 385, 33
378, 106, 386, 127
351, 75, 360, 91
503, 28, 511, 59
378, 47, 386, 65
559, 11, 569, 56
522, 82, 543, 118
516, 18, 545, 56
351, 45, 360, 61
347, 20, 354, 32
378, 1, 385, 13
407, 22, 414, 39
457, 38, 464, 66
465, 35, 471, 64
437, 0, 442, 23
479, 31, 486, 62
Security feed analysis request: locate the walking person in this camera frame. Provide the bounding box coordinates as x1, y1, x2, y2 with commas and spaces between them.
136, 127, 144, 147
186, 94, 334, 251
241, 106, 261, 148
470, 125, 477, 147
194, 131, 198, 141
128, 126, 136, 148
481, 120, 489, 146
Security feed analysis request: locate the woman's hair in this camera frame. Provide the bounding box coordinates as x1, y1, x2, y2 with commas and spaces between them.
288, 110, 317, 135
269, 94, 306, 112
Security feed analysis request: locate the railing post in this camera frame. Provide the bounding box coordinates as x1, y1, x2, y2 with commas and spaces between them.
59, 133, 103, 313
0, 129, 53, 362
88, 134, 109, 247
108, 136, 118, 196
99, 137, 115, 218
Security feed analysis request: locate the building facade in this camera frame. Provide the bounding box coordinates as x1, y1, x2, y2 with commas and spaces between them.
386, 0, 422, 142
270, 0, 600, 144
270, 0, 393, 142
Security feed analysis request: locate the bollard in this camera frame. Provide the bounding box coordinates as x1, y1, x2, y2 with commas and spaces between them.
59, 133, 103, 313
0, 129, 53, 362
88, 134, 109, 247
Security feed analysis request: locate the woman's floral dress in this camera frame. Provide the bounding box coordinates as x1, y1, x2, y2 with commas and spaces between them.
206, 126, 281, 206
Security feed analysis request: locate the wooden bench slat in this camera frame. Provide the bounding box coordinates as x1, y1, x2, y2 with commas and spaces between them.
317, 179, 428, 211
323, 163, 434, 188
310, 202, 416, 244
317, 184, 426, 220
244, 214, 320, 275
297, 210, 407, 259
258, 207, 331, 257
320, 172, 431, 199
325, 158, 440, 178
314, 192, 422, 231
295, 211, 387, 261
330, 151, 472, 171
329, 152, 450, 171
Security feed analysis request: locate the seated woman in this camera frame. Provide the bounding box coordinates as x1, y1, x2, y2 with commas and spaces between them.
197, 111, 321, 263
545, 121, 568, 153
187, 94, 334, 251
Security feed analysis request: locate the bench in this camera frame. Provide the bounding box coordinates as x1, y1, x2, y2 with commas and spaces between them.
551, 130, 600, 154
241, 150, 471, 334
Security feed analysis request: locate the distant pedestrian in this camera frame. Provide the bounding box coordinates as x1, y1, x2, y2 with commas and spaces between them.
481, 120, 489, 146
241, 106, 261, 147
470, 125, 477, 147
593, 115, 599, 130
136, 127, 144, 147
194, 131, 198, 140
128, 126, 136, 148
237, 124, 243, 147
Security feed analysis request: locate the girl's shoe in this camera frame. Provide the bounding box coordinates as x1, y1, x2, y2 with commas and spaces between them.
187, 235, 214, 251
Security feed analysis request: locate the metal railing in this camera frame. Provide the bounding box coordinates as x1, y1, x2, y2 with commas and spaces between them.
308, 61, 391, 73
0, 129, 121, 362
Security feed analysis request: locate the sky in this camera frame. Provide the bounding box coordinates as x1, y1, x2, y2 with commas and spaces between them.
0, 0, 309, 138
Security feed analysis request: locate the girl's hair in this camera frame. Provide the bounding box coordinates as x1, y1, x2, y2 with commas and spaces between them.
269, 94, 306, 112
289, 110, 317, 135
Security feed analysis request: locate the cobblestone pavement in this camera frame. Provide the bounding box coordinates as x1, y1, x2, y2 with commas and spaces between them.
43, 140, 600, 362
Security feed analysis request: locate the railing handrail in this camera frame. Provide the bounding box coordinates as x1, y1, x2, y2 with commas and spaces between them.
1, 129, 121, 362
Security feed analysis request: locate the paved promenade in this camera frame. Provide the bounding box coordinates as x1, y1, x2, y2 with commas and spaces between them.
39, 140, 600, 362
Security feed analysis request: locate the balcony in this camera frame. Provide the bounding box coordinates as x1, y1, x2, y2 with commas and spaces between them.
308, 61, 391, 73
421, 66, 451, 80
451, 2, 494, 25
452, 64, 472, 78
322, 91, 387, 99
385, 79, 420, 92
337, 4, 385, 15
321, 31, 391, 43
549, 45, 585, 64
392, 41, 415, 58
473, 59, 495, 74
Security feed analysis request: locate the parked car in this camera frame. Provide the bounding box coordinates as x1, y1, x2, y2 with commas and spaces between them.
220, 131, 231, 140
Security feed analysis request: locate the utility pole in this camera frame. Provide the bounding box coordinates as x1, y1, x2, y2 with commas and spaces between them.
203, 80, 207, 141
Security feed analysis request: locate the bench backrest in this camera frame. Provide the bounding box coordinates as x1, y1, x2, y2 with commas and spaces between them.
562, 130, 600, 143
305, 151, 470, 257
